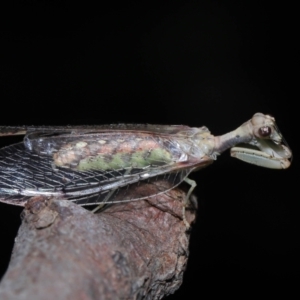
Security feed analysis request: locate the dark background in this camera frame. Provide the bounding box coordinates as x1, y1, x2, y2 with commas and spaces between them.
0, 1, 298, 298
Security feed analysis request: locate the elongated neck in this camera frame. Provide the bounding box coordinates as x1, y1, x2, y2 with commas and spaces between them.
214, 122, 253, 154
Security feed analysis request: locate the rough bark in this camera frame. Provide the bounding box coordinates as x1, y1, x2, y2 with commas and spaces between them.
0, 181, 196, 300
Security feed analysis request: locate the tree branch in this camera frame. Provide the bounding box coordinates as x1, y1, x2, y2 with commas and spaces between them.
0, 181, 197, 300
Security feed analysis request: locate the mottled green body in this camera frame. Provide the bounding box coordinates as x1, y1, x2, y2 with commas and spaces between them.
53, 133, 174, 171
77, 148, 172, 171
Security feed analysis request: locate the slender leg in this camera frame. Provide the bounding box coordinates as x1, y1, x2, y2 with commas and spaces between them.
92, 168, 131, 213
182, 177, 197, 229
91, 189, 115, 213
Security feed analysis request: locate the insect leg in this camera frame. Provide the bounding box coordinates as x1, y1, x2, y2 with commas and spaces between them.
91, 168, 132, 213
182, 177, 197, 229
91, 188, 115, 213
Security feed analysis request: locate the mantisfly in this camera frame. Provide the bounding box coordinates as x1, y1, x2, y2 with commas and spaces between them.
0, 113, 292, 227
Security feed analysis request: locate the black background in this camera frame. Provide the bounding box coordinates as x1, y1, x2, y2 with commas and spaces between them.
0, 1, 298, 298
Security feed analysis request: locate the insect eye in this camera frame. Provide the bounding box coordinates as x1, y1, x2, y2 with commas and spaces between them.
258, 126, 272, 137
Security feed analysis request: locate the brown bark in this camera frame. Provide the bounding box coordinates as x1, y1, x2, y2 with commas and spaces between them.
0, 181, 196, 300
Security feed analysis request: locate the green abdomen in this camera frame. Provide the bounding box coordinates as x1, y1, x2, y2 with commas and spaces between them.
53, 134, 174, 171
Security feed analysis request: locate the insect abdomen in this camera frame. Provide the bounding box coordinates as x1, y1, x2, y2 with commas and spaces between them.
53, 134, 175, 171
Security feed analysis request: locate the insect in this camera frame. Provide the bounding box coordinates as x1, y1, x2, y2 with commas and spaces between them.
0, 113, 292, 227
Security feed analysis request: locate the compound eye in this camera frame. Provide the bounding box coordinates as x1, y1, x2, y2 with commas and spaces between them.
259, 126, 272, 137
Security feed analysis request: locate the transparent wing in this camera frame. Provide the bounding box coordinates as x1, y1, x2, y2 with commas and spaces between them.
0, 142, 194, 206
0, 123, 209, 136
0, 123, 213, 206
0, 124, 210, 160
70, 168, 192, 206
